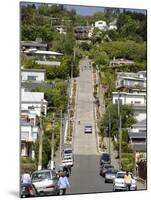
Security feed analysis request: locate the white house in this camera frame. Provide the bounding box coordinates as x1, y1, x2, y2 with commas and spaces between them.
23, 49, 63, 59
112, 91, 146, 122
110, 58, 134, 67
21, 89, 47, 116
108, 22, 117, 30
21, 68, 46, 82
21, 41, 48, 51
21, 120, 39, 159
55, 26, 66, 34
116, 71, 146, 89
116, 76, 146, 89
112, 91, 146, 105
35, 60, 61, 66
129, 119, 146, 133
94, 20, 107, 30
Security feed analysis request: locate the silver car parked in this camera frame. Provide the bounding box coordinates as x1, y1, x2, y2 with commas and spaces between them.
31, 169, 59, 196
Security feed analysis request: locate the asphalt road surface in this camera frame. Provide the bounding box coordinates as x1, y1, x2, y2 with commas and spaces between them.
67, 58, 113, 195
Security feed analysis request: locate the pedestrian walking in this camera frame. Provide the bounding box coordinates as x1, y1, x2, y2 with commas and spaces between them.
124, 171, 132, 191
57, 171, 70, 195
21, 171, 31, 184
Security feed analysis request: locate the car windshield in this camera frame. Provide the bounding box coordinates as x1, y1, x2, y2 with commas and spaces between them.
116, 173, 125, 179
107, 169, 118, 174
32, 172, 51, 181
64, 149, 72, 154
85, 126, 92, 128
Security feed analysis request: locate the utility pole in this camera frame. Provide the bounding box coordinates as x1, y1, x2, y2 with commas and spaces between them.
51, 113, 55, 170
60, 110, 63, 161
108, 111, 111, 156
38, 99, 44, 170
119, 115, 122, 171
117, 91, 122, 170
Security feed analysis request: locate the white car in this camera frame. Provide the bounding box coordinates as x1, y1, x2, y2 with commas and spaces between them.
84, 125, 92, 134
62, 148, 73, 157
113, 171, 137, 191
62, 155, 74, 167
31, 170, 59, 196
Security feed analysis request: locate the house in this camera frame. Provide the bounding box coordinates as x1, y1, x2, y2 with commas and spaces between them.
74, 26, 90, 33
112, 91, 146, 105
23, 49, 63, 59
129, 119, 146, 133
112, 91, 146, 121
21, 88, 47, 116
35, 60, 61, 66
116, 71, 146, 89
128, 132, 146, 144
21, 41, 48, 51
110, 58, 134, 67
94, 20, 107, 30
108, 22, 117, 30
21, 116, 40, 159
21, 68, 46, 82
55, 25, 66, 34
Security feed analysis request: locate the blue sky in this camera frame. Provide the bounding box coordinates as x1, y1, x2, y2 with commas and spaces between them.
20, 2, 146, 16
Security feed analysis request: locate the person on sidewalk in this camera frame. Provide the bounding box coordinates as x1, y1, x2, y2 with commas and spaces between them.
21, 171, 31, 184
57, 171, 70, 195
124, 171, 132, 191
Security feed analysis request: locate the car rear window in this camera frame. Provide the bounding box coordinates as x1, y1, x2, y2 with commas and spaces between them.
105, 165, 113, 169
64, 149, 72, 154
32, 171, 51, 181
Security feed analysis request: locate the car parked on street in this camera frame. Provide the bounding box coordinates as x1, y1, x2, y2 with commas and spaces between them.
20, 183, 38, 198
84, 125, 92, 134
113, 171, 137, 191
62, 148, 73, 159
100, 164, 114, 177
31, 170, 59, 196
105, 169, 118, 183
62, 155, 74, 167
99, 153, 111, 166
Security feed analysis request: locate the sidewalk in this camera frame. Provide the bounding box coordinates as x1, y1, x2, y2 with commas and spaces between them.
103, 137, 119, 170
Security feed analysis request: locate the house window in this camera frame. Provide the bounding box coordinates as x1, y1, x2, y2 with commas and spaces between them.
27, 76, 37, 81
134, 101, 141, 104
32, 132, 38, 141
28, 106, 35, 110
21, 143, 27, 156
21, 132, 29, 141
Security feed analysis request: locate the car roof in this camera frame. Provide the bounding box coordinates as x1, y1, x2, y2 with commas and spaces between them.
32, 169, 54, 174
63, 148, 72, 151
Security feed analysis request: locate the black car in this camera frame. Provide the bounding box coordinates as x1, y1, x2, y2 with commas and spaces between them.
100, 164, 114, 177
21, 183, 38, 198
100, 153, 111, 166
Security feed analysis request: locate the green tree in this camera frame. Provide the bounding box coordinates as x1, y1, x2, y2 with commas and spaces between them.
100, 103, 136, 138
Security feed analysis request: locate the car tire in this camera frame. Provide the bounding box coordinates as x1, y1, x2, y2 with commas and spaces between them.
113, 185, 117, 192
105, 180, 107, 183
